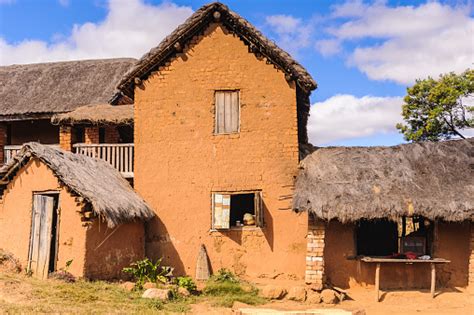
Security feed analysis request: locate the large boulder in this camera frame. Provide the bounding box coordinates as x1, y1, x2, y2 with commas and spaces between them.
287, 286, 307, 301
142, 288, 172, 300
178, 287, 190, 297
321, 289, 338, 304
260, 285, 287, 300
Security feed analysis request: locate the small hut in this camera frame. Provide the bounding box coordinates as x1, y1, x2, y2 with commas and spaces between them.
0, 143, 154, 280
294, 138, 474, 290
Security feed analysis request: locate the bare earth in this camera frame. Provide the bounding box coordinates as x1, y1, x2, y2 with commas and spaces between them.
0, 271, 472, 314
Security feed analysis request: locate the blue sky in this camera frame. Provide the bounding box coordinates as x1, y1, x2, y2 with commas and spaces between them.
0, 0, 472, 146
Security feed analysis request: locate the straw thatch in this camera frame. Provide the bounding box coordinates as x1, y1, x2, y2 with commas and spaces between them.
293, 139, 474, 222
114, 2, 316, 102
51, 104, 133, 126
0, 143, 154, 227
0, 58, 135, 121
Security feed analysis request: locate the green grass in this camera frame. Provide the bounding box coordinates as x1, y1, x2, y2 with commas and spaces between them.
203, 279, 267, 308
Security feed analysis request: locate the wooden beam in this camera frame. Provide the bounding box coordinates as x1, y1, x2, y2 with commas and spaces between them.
431, 263, 436, 298
375, 263, 381, 302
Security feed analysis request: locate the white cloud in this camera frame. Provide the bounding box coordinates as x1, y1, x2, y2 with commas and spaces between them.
0, 0, 193, 65
308, 94, 403, 145
0, 0, 15, 4
314, 39, 341, 57
324, 1, 474, 84
264, 14, 313, 56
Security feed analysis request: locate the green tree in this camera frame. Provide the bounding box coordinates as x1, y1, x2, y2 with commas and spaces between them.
396, 69, 474, 141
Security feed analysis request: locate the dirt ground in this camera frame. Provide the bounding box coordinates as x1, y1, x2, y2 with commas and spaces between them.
0, 271, 472, 314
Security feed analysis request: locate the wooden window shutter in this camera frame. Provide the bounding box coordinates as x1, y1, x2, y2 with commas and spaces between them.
212, 193, 230, 229
215, 91, 239, 134
255, 192, 264, 227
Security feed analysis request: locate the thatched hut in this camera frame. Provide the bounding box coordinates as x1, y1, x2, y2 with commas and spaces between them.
294, 138, 474, 290
0, 143, 154, 280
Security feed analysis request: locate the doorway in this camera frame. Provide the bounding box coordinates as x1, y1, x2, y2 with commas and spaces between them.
28, 193, 60, 279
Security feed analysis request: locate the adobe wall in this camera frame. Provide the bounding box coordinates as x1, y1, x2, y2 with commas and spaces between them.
324, 220, 470, 289
0, 159, 86, 277
134, 23, 308, 280
84, 220, 145, 280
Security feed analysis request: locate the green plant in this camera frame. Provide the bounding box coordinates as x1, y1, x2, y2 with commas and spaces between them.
122, 258, 174, 288
212, 268, 239, 283
175, 276, 197, 292
64, 259, 73, 272
203, 280, 265, 307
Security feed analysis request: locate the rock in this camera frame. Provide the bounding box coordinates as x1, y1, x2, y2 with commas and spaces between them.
260, 285, 287, 300
142, 288, 172, 300
306, 292, 321, 304
120, 281, 135, 291
178, 287, 190, 297
287, 286, 307, 301
321, 289, 338, 304
241, 283, 254, 293
307, 282, 323, 291
143, 282, 157, 289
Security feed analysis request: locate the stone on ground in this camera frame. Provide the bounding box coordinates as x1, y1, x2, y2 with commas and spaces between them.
287, 286, 307, 301
143, 282, 157, 289
142, 288, 172, 300
178, 287, 190, 296
120, 281, 135, 292
260, 285, 287, 299
306, 291, 321, 304
321, 289, 339, 304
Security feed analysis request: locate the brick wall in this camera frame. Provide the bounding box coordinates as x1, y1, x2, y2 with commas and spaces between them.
59, 126, 72, 151
0, 123, 6, 164
104, 126, 120, 143
84, 127, 100, 144
469, 222, 474, 288
305, 218, 325, 289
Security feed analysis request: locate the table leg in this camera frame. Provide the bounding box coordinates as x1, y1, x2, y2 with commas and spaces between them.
431, 263, 436, 298
375, 263, 380, 302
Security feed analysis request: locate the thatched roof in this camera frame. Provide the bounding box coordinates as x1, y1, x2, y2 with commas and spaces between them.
0, 143, 154, 228
51, 104, 133, 126
114, 2, 316, 101
293, 139, 474, 222
0, 58, 135, 121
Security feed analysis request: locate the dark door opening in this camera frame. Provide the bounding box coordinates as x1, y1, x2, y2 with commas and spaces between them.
48, 194, 59, 273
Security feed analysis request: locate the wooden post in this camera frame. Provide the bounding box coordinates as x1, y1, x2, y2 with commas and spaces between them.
375, 263, 381, 302
431, 263, 436, 298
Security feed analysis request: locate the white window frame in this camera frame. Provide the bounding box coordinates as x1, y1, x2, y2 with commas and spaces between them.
211, 191, 263, 230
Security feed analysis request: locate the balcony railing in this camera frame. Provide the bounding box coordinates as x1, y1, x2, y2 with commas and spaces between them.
73, 143, 134, 178
4, 144, 60, 164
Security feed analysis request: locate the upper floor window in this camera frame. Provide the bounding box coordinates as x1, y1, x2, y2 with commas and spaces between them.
215, 90, 239, 134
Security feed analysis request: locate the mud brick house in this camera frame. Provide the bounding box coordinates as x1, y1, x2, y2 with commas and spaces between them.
113, 2, 316, 280
0, 58, 135, 176
0, 143, 153, 279
294, 139, 474, 292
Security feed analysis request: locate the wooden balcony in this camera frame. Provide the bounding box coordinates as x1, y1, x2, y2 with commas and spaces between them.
73, 143, 134, 178
4, 144, 60, 165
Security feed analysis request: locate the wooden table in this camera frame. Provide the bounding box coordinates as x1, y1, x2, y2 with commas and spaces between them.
360, 257, 450, 302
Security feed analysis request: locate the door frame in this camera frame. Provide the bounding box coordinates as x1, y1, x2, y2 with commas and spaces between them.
27, 191, 60, 278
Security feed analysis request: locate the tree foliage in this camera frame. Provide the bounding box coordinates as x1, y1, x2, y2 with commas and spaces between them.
396, 69, 474, 141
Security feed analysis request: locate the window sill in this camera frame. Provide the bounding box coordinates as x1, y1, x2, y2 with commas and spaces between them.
209, 226, 264, 234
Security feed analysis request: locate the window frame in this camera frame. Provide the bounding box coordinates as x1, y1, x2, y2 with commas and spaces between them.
211, 190, 263, 230
214, 90, 241, 135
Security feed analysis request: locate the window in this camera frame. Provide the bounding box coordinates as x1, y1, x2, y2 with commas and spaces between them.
212, 192, 263, 229
215, 90, 239, 134
356, 216, 434, 257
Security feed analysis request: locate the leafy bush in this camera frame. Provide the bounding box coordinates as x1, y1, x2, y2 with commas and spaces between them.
211, 268, 239, 283
122, 258, 174, 288
175, 276, 197, 292
203, 280, 264, 307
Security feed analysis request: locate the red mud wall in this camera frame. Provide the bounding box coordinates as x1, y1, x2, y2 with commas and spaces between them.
84, 220, 145, 280
324, 220, 470, 289
134, 23, 308, 280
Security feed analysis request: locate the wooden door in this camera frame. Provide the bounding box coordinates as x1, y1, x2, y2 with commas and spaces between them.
28, 195, 55, 279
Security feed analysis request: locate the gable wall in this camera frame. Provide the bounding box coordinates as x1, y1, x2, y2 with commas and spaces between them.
134, 23, 308, 279
0, 159, 86, 277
